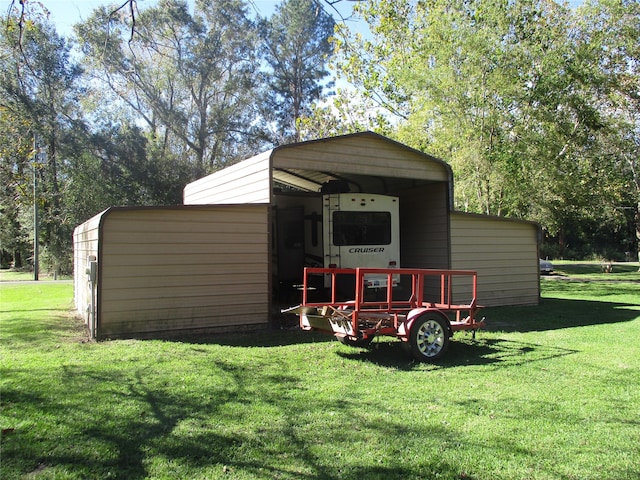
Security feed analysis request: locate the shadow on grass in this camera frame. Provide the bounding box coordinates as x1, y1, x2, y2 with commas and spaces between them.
3, 295, 635, 479
3, 365, 257, 479
335, 335, 578, 371
484, 295, 639, 333
150, 293, 640, 375
0, 312, 88, 345
170, 292, 639, 352
166, 326, 335, 348
1, 356, 479, 480
332, 292, 639, 370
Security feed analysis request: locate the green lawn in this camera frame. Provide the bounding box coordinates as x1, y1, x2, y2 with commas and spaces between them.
550, 260, 639, 281
1, 269, 639, 479
0, 270, 38, 282
0, 269, 71, 282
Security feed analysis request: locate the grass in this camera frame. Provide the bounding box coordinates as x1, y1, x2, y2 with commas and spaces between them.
549, 260, 639, 281
0, 270, 37, 282
1, 267, 639, 479
0, 269, 71, 282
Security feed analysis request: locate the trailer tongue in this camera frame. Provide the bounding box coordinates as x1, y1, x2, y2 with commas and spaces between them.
285, 267, 486, 362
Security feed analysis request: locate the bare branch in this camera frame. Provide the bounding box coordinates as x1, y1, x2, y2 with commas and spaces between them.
108, 0, 138, 44
5, 0, 50, 81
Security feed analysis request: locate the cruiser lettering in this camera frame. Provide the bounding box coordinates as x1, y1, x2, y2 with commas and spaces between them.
348, 247, 385, 254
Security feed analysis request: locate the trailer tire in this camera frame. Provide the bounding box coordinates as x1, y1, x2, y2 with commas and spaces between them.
408, 313, 450, 361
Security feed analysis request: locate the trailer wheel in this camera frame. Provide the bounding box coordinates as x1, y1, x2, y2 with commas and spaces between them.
337, 336, 373, 348
409, 313, 449, 361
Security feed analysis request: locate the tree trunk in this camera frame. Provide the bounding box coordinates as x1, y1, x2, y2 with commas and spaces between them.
14, 249, 22, 269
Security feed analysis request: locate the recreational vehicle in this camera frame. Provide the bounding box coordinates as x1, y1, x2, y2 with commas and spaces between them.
274, 188, 400, 293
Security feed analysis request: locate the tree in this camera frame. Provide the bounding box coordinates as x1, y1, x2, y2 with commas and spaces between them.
1, 15, 83, 273
297, 87, 392, 139
76, 0, 263, 177
336, 0, 574, 216
63, 122, 193, 226
333, 0, 638, 260
260, 0, 336, 144
0, 108, 32, 268
577, 0, 640, 265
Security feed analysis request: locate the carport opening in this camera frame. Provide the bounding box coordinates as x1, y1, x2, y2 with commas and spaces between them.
270, 170, 451, 313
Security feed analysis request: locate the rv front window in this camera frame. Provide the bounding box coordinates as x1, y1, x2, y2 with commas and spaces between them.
332, 211, 391, 246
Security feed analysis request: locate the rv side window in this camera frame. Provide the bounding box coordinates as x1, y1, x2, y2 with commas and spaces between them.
332, 211, 392, 246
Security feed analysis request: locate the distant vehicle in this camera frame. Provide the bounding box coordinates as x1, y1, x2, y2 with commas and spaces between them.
539, 259, 553, 274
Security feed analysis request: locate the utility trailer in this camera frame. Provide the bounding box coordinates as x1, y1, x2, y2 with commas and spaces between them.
287, 267, 486, 361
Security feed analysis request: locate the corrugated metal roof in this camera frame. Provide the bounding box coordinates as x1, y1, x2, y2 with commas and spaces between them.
270, 131, 452, 196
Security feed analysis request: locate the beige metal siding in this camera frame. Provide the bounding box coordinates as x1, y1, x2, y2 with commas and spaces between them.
400, 184, 450, 269
73, 210, 102, 329
97, 205, 270, 339
451, 212, 539, 307
273, 135, 450, 181
183, 150, 272, 205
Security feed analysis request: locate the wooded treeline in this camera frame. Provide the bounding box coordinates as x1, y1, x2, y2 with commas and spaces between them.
1, 0, 638, 274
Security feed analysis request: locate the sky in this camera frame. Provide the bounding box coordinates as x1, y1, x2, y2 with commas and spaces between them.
10, 0, 355, 37
10, 0, 583, 39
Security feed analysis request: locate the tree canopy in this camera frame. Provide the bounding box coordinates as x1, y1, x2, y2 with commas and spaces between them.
0, 0, 638, 272
331, 0, 639, 260
260, 0, 336, 143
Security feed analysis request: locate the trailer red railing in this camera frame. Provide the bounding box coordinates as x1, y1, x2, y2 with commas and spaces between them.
290, 267, 485, 361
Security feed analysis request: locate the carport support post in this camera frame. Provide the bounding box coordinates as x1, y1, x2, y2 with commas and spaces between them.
33, 141, 39, 282
635, 200, 640, 272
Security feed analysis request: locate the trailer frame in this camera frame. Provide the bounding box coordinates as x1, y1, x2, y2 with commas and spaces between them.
293, 267, 486, 361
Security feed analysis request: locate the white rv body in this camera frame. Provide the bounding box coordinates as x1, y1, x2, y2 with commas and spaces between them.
273, 192, 400, 289
323, 193, 400, 288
